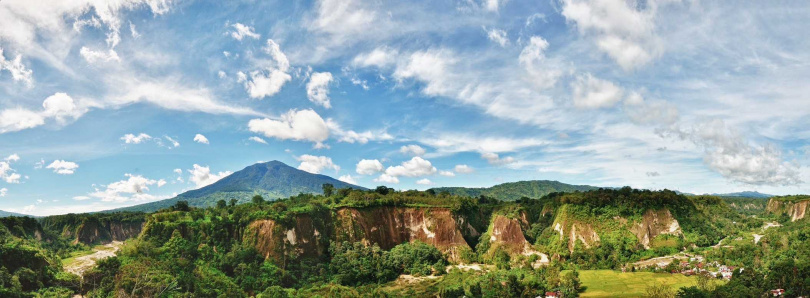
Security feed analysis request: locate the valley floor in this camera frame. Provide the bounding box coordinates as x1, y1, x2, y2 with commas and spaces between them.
578, 270, 712, 297
62, 241, 123, 276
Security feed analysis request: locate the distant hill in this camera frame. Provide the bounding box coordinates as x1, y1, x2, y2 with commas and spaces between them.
710, 191, 773, 198
430, 180, 599, 201
108, 160, 366, 213
0, 210, 32, 217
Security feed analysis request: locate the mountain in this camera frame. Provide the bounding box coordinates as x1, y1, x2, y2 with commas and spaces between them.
109, 160, 366, 213
0, 209, 32, 217
429, 180, 599, 201
710, 191, 773, 198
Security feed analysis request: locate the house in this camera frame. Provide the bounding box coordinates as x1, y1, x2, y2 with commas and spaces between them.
770, 289, 785, 296
544, 291, 561, 298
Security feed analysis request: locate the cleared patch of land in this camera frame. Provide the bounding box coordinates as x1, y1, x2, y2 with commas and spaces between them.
578, 270, 702, 297
62, 241, 123, 276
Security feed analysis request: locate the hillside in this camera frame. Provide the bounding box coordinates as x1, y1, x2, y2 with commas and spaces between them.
108, 160, 365, 213
430, 180, 598, 201
711, 191, 773, 198
0, 210, 31, 217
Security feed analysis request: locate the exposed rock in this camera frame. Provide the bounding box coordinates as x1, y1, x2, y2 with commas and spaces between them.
73, 220, 144, 245
630, 209, 682, 249
243, 215, 328, 263
487, 215, 548, 264
767, 199, 809, 222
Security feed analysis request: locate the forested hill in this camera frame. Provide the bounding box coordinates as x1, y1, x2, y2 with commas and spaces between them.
107, 160, 365, 213
0, 210, 31, 218
430, 180, 599, 201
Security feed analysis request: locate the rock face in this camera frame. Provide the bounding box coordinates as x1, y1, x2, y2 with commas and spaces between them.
334, 207, 472, 261
767, 199, 809, 222
630, 209, 682, 249
74, 220, 144, 244
487, 215, 548, 264
245, 207, 474, 262
551, 218, 600, 252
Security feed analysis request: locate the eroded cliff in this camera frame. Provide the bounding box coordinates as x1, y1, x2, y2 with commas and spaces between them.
630, 209, 682, 249
767, 199, 809, 222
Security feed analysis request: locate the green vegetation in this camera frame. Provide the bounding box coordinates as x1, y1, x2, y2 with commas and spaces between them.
1, 183, 808, 297
430, 180, 598, 201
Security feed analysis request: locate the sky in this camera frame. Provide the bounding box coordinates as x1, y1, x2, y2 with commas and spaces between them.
0, 0, 809, 216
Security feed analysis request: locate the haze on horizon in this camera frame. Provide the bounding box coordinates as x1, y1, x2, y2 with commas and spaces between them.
0, 0, 808, 216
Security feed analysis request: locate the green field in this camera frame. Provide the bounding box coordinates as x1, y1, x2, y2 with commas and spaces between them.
578, 270, 703, 297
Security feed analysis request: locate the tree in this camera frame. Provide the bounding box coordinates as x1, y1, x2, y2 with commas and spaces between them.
229, 199, 238, 207
217, 200, 227, 209
252, 195, 265, 205
560, 269, 582, 297
172, 200, 190, 212
322, 184, 335, 197
646, 282, 675, 298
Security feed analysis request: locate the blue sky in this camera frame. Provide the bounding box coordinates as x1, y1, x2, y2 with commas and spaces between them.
0, 0, 808, 215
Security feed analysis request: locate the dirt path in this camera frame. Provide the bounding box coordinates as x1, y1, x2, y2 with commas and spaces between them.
64, 241, 124, 276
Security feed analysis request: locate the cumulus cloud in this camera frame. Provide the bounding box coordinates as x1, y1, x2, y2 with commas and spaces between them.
374, 174, 399, 184
240, 39, 291, 99
230, 23, 260, 40
80, 47, 120, 63
561, 0, 666, 70
0, 93, 87, 134
248, 136, 268, 144
454, 164, 475, 173
248, 109, 330, 147
356, 159, 384, 175
439, 170, 455, 177
400, 145, 426, 156
327, 120, 393, 144
384, 157, 437, 177
306, 72, 334, 108
670, 119, 801, 186
338, 175, 357, 184
0, 48, 34, 86
416, 178, 433, 185
571, 74, 623, 109
193, 134, 209, 144
121, 133, 152, 144
188, 164, 233, 189
297, 155, 340, 174
484, 27, 509, 47
0, 188, 7, 197
0, 154, 21, 184
45, 160, 79, 175
89, 174, 162, 202
519, 36, 562, 89
481, 152, 515, 165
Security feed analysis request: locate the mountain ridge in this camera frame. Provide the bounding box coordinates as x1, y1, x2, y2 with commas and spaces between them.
429, 180, 599, 201
105, 160, 366, 213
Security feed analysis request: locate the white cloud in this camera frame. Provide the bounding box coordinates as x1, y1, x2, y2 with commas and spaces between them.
188, 164, 232, 189
439, 170, 455, 177
248, 109, 330, 147
416, 178, 433, 185
193, 134, 209, 144
0, 155, 21, 184
519, 36, 561, 89
72, 195, 90, 201
353, 47, 398, 68
297, 155, 339, 174
420, 134, 547, 155
384, 157, 437, 177
164, 136, 180, 148
129, 21, 140, 38
0, 188, 7, 197
248, 136, 268, 144
79, 47, 120, 63
306, 72, 334, 108
241, 39, 291, 99
0, 108, 45, 134
45, 160, 79, 175
309, 0, 376, 41
230, 23, 260, 40
42, 93, 85, 122
484, 27, 509, 47
0, 48, 33, 86
400, 145, 426, 157
571, 73, 623, 109
561, 0, 666, 70
483, 0, 503, 12
338, 174, 357, 184
374, 174, 399, 184
157, 179, 167, 187
356, 159, 384, 175
89, 174, 162, 202
454, 164, 475, 174
121, 133, 152, 144
481, 152, 515, 165
327, 120, 393, 144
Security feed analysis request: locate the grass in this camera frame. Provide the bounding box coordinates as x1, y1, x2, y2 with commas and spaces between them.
578, 270, 707, 297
